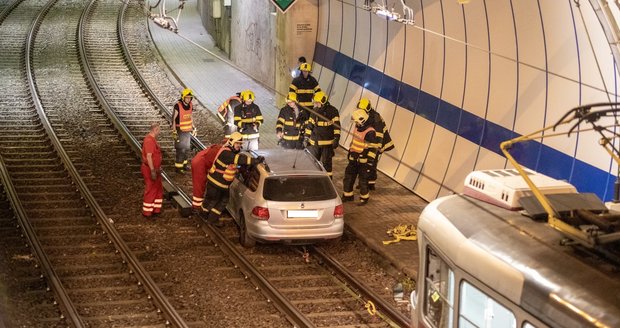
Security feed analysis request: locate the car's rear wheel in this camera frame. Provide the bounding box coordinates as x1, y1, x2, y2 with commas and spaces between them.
239, 211, 256, 248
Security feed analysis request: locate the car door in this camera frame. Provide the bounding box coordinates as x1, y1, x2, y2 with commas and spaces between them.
227, 167, 250, 223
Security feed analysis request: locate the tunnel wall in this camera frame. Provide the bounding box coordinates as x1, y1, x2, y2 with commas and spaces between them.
312, 0, 619, 201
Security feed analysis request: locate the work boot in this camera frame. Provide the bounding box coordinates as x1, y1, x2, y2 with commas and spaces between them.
368, 184, 375, 191
176, 167, 185, 174
358, 198, 369, 206
342, 195, 354, 203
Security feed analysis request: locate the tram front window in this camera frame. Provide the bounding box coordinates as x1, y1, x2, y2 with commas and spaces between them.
459, 281, 516, 328
424, 247, 455, 328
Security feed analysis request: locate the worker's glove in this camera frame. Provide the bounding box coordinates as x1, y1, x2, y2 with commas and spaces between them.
256, 156, 265, 164
191, 127, 197, 137
302, 138, 309, 148
150, 169, 157, 181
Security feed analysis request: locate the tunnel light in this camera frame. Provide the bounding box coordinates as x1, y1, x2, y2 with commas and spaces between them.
364, 0, 414, 25
375, 8, 400, 21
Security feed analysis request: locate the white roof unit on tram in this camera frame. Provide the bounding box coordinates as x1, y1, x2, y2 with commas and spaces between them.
463, 169, 577, 210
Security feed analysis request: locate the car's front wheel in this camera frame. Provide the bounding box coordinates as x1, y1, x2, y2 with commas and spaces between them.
239, 211, 256, 248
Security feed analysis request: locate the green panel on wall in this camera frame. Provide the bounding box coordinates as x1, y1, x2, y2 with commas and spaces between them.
270, 0, 296, 13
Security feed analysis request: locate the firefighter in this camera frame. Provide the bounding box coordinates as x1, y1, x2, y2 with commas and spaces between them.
356, 98, 395, 190
201, 132, 264, 226
190, 139, 227, 212
141, 122, 163, 217
304, 91, 340, 178
217, 92, 242, 138
343, 110, 379, 205
289, 62, 321, 114
233, 90, 263, 151
276, 92, 304, 149
171, 88, 197, 173
291, 56, 306, 79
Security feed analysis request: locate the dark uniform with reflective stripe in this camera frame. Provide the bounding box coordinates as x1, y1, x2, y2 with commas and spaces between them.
304, 102, 340, 177
276, 103, 304, 149
343, 124, 379, 204
367, 110, 394, 188
233, 102, 263, 150
201, 146, 259, 223
289, 74, 321, 109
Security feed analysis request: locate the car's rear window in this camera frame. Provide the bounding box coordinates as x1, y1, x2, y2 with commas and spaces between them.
263, 176, 337, 201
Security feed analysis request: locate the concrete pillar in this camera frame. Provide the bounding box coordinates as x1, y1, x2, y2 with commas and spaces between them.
275, 0, 318, 106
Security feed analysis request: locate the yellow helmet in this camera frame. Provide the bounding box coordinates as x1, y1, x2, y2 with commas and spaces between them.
286, 92, 297, 103
242, 90, 255, 102
357, 98, 372, 112
227, 132, 243, 146
352, 109, 369, 126
313, 91, 327, 105
300, 63, 312, 72
181, 88, 194, 99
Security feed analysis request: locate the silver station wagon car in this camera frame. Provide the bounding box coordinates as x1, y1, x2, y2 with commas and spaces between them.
227, 148, 344, 247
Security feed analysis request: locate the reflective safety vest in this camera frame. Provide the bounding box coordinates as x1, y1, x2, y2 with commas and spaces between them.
209, 148, 237, 182
348, 126, 377, 163
176, 101, 193, 132
206, 147, 253, 189
349, 126, 375, 153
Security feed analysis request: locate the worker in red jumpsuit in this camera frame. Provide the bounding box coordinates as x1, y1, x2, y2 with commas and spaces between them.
141, 122, 163, 217
191, 138, 226, 212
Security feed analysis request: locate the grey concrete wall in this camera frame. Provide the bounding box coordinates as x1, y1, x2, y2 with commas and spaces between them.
230, 0, 277, 88
199, 0, 232, 55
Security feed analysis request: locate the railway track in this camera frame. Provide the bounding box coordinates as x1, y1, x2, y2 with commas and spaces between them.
0, 0, 190, 326
0, 0, 413, 325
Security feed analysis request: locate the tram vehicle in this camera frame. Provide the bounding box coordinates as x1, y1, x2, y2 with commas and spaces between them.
411, 168, 620, 328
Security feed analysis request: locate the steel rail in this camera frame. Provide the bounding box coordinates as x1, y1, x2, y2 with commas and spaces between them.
199, 224, 316, 328
311, 245, 411, 327
118, 4, 206, 151
74, 0, 189, 326
0, 159, 81, 327
21, 0, 89, 324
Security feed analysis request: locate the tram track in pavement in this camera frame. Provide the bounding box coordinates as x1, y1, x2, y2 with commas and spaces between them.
0, 0, 190, 326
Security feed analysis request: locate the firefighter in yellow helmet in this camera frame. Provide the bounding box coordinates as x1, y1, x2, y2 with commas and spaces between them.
343, 109, 379, 205
356, 98, 394, 190
289, 62, 321, 118
201, 132, 264, 226
276, 92, 304, 149
171, 88, 197, 173
233, 90, 263, 150
304, 91, 341, 178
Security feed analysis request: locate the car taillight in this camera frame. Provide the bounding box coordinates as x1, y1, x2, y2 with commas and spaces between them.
251, 206, 270, 220
334, 204, 344, 218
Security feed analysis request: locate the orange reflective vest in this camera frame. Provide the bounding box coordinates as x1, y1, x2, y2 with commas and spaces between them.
176, 101, 193, 132
349, 126, 375, 153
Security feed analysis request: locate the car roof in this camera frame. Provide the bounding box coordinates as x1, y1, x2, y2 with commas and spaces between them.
249, 148, 325, 175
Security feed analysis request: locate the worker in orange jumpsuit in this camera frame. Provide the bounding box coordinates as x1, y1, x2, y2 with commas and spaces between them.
191, 138, 226, 212
141, 122, 163, 217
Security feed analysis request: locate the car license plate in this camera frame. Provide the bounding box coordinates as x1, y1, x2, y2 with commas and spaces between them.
287, 210, 318, 218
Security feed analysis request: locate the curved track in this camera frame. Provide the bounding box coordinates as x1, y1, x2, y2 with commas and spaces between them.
0, 0, 188, 326
0, 0, 412, 326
